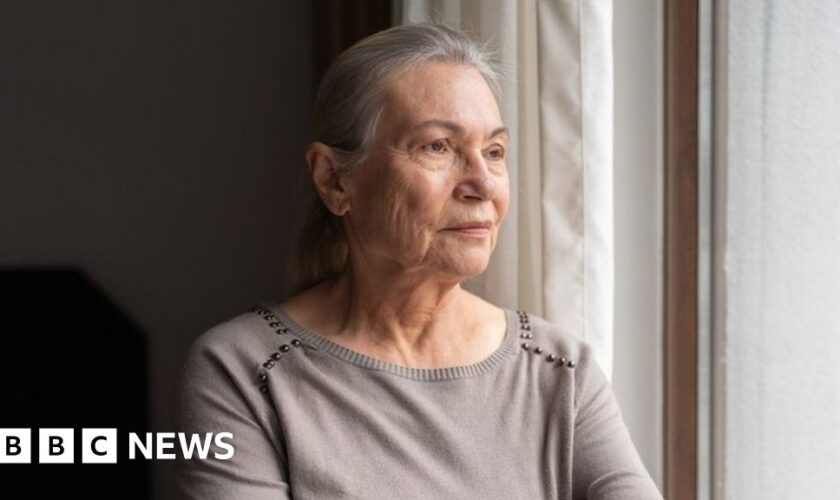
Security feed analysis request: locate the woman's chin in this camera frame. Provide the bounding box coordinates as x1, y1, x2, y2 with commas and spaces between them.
437, 256, 491, 280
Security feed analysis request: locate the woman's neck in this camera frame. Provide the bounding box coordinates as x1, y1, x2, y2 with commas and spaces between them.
327, 265, 469, 345
283, 265, 499, 368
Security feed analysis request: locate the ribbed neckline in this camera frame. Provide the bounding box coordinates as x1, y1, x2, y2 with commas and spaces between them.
265, 304, 520, 381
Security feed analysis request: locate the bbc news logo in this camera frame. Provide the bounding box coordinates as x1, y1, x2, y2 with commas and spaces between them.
0, 429, 234, 463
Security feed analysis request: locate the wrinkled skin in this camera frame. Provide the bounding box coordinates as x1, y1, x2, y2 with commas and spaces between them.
334, 61, 509, 282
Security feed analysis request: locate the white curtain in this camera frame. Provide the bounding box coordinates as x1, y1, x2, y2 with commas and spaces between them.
395, 0, 614, 377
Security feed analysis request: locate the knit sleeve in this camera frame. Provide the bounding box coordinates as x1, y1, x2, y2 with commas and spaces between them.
571, 345, 663, 500
175, 327, 291, 500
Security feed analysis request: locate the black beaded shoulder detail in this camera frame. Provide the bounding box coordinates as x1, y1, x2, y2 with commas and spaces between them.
516, 310, 575, 368
251, 305, 304, 394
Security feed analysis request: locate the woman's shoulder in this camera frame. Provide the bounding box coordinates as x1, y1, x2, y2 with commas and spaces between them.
511, 310, 607, 409
182, 305, 279, 378
514, 311, 595, 366
176, 306, 289, 452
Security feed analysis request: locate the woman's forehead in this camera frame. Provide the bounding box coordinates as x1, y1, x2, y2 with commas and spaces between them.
380, 63, 504, 137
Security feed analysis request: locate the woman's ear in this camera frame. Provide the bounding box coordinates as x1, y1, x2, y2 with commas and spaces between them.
306, 142, 351, 216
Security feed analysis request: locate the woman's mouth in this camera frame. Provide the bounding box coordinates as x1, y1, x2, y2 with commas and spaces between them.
442, 221, 493, 237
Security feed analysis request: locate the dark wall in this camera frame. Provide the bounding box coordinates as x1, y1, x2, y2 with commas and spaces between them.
0, 1, 313, 498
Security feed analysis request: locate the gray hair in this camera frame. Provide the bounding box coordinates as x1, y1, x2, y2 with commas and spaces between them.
294, 23, 500, 291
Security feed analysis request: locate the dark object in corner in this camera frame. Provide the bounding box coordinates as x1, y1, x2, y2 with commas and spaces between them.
0, 268, 149, 500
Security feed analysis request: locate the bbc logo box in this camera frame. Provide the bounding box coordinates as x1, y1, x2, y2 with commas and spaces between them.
0, 429, 31, 464
39, 428, 75, 464
1, 428, 117, 464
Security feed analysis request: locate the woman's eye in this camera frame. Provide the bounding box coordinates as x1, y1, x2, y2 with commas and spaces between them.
487, 146, 505, 160
422, 139, 449, 154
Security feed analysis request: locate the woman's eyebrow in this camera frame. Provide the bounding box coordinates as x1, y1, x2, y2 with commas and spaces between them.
489, 126, 510, 139
413, 119, 509, 139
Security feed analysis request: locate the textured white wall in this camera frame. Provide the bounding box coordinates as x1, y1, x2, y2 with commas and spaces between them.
724, 1, 840, 498
613, 0, 664, 489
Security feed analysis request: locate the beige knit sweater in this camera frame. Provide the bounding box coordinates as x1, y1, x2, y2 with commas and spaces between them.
176, 304, 662, 499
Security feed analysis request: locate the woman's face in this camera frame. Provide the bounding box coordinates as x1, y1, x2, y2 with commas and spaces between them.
341, 61, 510, 281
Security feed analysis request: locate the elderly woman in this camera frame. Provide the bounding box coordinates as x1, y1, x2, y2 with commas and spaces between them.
177, 23, 662, 500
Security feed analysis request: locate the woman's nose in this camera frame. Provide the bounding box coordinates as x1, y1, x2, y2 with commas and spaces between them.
453, 150, 497, 201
